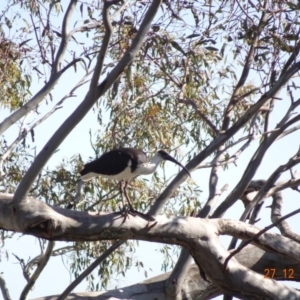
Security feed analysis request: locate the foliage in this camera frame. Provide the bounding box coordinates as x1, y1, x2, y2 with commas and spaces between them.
0, 33, 31, 110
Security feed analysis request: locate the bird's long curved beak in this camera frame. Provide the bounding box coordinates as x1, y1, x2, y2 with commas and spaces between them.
164, 153, 191, 177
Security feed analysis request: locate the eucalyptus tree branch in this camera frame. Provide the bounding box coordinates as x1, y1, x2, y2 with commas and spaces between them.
267, 178, 300, 196
70, 0, 131, 36
58, 58, 83, 75
57, 240, 123, 300
24, 253, 44, 276
248, 201, 264, 225
220, 123, 300, 156
11, 2, 162, 298
146, 53, 181, 87
223, 208, 300, 270
14, 0, 162, 209
235, 0, 254, 22
47, 2, 57, 65
111, 0, 131, 19
263, 98, 274, 132
234, 84, 267, 103
89, 1, 113, 90
0, 1, 79, 136
0, 107, 62, 173
2, 194, 300, 299
20, 241, 55, 300
20, 111, 33, 136
201, 147, 227, 218
149, 60, 300, 216
30, 13, 46, 64
0, 71, 89, 177
12, 0, 116, 208
0, 273, 11, 300
167, 146, 228, 295
244, 146, 300, 224
166, 145, 228, 297
53, 0, 78, 73
0, 63, 77, 137
197, 135, 254, 169
12, 253, 30, 282
222, 5, 269, 130
271, 191, 300, 243
87, 191, 119, 211
178, 98, 218, 135
222, 221, 300, 263
95, 0, 163, 100
212, 99, 300, 218
280, 39, 300, 77
228, 176, 300, 250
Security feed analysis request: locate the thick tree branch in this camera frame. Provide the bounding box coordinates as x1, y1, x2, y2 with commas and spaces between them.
227, 148, 300, 250
30, 244, 300, 300
228, 176, 300, 251
53, 0, 78, 73
12, 1, 162, 213
166, 145, 227, 297
28, 246, 300, 300
1, 194, 300, 299
223, 208, 300, 269
150, 63, 300, 217
89, 1, 113, 90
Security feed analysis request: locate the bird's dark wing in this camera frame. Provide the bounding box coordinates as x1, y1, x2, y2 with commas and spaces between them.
80, 148, 147, 176
120, 148, 148, 164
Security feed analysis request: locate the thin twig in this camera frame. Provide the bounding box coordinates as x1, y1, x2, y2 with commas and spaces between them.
178, 98, 218, 135
20, 241, 55, 300
0, 273, 12, 300
222, 4, 269, 130
57, 240, 123, 300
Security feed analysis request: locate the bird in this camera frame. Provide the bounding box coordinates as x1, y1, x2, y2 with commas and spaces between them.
79, 147, 191, 213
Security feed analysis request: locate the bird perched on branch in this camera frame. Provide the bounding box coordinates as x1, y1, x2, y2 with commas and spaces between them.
78, 147, 190, 213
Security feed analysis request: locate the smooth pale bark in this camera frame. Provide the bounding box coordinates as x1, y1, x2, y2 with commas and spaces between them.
1, 194, 300, 299
31, 246, 300, 300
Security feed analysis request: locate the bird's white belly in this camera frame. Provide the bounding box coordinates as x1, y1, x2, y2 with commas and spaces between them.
104, 166, 135, 181
81, 166, 135, 182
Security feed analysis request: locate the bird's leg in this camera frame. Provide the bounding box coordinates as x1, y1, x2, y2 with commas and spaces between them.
116, 181, 155, 222
119, 181, 127, 209
123, 182, 156, 222
123, 181, 135, 211
118, 181, 136, 219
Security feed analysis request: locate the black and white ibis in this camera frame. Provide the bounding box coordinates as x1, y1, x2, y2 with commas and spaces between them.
79, 148, 190, 211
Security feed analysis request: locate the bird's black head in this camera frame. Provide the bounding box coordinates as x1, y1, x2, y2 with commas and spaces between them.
157, 150, 191, 177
